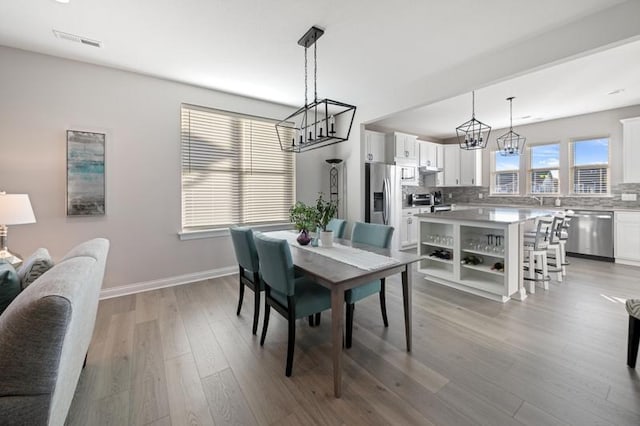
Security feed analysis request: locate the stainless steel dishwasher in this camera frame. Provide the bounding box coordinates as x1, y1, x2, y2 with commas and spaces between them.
566, 210, 614, 261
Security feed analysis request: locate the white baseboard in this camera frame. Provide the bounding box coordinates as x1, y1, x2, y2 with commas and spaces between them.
615, 258, 640, 268
99, 266, 237, 300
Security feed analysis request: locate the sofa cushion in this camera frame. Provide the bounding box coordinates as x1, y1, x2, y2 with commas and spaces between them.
0, 262, 21, 315
17, 248, 54, 290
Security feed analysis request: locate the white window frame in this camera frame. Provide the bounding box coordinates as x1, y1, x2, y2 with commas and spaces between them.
490, 151, 520, 195
570, 137, 610, 196
528, 142, 561, 195
180, 104, 296, 235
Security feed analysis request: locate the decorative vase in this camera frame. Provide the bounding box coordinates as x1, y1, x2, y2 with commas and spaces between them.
319, 230, 334, 247
297, 229, 311, 246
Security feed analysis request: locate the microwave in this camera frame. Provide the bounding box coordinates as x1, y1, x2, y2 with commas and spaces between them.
398, 163, 419, 186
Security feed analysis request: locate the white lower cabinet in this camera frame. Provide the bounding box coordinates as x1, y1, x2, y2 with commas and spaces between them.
401, 208, 419, 248
615, 211, 640, 266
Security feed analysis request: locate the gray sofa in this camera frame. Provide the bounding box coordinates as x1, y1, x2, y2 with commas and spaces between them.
0, 238, 109, 426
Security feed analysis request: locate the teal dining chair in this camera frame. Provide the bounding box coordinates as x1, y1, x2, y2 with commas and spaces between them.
254, 232, 332, 377
229, 226, 262, 335
326, 218, 347, 239
345, 221, 394, 348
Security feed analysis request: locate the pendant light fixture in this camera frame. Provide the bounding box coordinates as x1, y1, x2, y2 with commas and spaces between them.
456, 90, 491, 150
276, 26, 357, 153
496, 97, 526, 156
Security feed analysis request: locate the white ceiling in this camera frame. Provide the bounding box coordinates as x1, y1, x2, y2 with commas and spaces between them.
0, 0, 627, 111
371, 38, 640, 139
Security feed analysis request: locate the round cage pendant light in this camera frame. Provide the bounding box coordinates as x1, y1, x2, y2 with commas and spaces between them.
456, 90, 491, 150
496, 97, 526, 156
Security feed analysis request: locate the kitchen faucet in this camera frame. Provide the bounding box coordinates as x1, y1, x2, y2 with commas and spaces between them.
530, 195, 544, 206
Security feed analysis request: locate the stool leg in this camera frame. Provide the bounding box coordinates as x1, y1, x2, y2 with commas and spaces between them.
628, 316, 640, 368
560, 242, 567, 276
528, 254, 536, 294
541, 253, 549, 290
554, 246, 562, 282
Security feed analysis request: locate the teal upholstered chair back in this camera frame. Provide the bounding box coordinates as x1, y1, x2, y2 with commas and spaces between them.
230, 226, 260, 273
326, 218, 347, 239
254, 233, 296, 296
351, 222, 394, 249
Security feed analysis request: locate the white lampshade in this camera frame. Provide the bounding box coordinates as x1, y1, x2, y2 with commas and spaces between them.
0, 194, 36, 225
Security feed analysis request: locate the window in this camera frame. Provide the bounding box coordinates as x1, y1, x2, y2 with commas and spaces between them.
571, 137, 609, 194
529, 143, 560, 194
491, 152, 519, 194
181, 104, 295, 230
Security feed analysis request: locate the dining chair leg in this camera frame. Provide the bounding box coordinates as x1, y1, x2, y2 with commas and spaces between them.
315, 312, 321, 326
286, 298, 296, 377
252, 290, 260, 335
628, 315, 640, 368
380, 279, 389, 327
237, 279, 245, 316
308, 315, 314, 327
346, 303, 355, 349
260, 303, 270, 346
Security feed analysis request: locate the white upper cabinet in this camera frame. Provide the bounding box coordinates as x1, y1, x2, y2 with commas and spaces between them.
621, 117, 640, 183
418, 141, 440, 168
387, 132, 418, 163
441, 144, 482, 187
364, 130, 386, 163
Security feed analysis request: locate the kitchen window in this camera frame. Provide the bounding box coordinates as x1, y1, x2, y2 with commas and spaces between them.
529, 143, 560, 194
180, 104, 295, 230
491, 151, 520, 194
570, 137, 609, 194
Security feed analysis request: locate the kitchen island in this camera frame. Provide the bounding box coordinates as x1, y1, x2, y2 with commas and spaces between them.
416, 207, 557, 302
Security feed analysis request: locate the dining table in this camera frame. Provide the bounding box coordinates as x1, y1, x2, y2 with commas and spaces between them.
265, 231, 421, 398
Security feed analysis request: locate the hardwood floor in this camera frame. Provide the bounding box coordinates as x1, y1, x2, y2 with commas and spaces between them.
67, 257, 640, 425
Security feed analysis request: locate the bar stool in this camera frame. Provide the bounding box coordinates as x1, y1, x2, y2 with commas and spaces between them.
523, 216, 552, 293
558, 210, 574, 277
546, 213, 565, 282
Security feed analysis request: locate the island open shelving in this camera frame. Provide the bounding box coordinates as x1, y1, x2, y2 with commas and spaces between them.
416, 207, 557, 302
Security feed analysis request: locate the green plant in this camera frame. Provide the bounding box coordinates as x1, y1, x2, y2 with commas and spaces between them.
315, 193, 338, 231
289, 201, 317, 232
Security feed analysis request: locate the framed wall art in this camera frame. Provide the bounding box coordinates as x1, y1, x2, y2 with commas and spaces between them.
66, 130, 105, 216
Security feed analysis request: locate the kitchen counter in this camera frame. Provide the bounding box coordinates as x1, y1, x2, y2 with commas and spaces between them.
416, 207, 552, 303
451, 203, 640, 212
416, 207, 558, 224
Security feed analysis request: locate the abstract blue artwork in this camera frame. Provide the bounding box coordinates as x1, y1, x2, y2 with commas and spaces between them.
67, 130, 105, 216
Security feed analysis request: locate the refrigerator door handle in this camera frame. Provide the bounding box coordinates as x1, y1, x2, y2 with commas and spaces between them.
384, 177, 391, 225
382, 178, 387, 225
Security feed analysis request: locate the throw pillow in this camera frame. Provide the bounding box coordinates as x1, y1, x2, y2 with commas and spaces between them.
17, 248, 54, 290
0, 262, 20, 315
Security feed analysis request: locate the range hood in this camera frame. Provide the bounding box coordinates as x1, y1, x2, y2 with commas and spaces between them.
418, 165, 443, 174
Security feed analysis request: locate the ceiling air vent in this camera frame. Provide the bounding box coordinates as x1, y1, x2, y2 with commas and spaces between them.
53, 29, 102, 48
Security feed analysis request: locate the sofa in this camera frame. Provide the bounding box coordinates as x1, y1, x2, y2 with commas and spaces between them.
0, 238, 109, 426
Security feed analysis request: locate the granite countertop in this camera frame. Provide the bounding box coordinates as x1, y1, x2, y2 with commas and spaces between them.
416, 207, 559, 224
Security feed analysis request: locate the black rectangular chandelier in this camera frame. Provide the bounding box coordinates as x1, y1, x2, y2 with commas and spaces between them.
276, 26, 357, 153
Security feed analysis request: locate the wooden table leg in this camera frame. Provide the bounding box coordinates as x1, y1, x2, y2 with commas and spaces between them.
331, 286, 344, 397
401, 265, 412, 352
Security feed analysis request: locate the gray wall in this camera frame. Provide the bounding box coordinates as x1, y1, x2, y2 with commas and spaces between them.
0, 46, 327, 289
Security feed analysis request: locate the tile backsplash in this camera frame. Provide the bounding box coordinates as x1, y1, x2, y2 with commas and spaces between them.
437, 183, 640, 209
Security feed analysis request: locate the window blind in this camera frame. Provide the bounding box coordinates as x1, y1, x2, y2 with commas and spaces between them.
494, 172, 518, 194
530, 170, 559, 193
573, 167, 608, 194
181, 104, 295, 229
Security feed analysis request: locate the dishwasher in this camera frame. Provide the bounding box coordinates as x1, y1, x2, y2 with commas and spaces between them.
565, 210, 614, 261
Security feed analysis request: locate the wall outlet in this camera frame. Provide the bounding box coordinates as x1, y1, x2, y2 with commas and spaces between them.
478, 193, 484, 199
448, 193, 452, 199
621, 193, 637, 201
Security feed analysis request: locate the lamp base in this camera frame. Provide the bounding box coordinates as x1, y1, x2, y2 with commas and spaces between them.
0, 248, 22, 267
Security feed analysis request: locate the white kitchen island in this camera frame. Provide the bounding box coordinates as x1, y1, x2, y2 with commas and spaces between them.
416, 207, 557, 302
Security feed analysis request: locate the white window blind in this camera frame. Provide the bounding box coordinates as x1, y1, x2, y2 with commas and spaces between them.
181, 104, 295, 230
571, 138, 609, 194
529, 144, 560, 194
491, 152, 519, 194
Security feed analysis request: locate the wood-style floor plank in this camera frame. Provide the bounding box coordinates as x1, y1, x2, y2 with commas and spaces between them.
67, 257, 640, 426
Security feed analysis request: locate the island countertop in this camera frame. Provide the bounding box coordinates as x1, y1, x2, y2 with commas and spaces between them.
415, 206, 559, 224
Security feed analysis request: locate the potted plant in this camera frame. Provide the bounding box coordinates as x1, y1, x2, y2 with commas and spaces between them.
289, 201, 317, 245
315, 193, 338, 247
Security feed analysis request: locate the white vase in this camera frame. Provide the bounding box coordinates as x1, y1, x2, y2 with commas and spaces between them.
319, 230, 334, 247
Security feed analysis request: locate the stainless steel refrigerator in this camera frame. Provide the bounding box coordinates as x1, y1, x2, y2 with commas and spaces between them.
365, 163, 401, 249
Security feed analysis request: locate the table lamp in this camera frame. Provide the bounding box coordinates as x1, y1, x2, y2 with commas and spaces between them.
0, 192, 36, 265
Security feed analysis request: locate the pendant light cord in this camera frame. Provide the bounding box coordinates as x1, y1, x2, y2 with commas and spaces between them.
304, 45, 308, 108
509, 98, 513, 130
314, 40, 318, 102
472, 90, 475, 118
